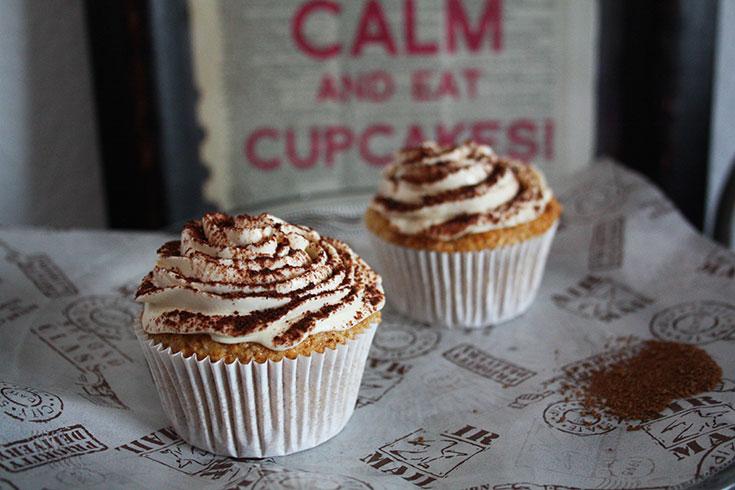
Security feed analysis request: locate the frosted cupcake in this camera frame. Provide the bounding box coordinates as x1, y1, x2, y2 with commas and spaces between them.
365, 141, 560, 328
135, 212, 384, 457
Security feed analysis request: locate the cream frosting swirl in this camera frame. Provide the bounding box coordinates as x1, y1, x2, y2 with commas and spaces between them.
135, 212, 384, 350
370, 141, 552, 240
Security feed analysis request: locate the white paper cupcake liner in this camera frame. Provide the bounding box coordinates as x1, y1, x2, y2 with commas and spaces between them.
371, 223, 557, 328
136, 324, 377, 457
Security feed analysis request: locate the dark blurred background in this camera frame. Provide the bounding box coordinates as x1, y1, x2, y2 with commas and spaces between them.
1, 0, 733, 247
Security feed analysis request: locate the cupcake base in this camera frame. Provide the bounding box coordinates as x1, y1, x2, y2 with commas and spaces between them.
370, 223, 557, 328
137, 323, 377, 457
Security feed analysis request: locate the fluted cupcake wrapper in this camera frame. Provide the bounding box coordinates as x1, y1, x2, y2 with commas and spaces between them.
371, 223, 557, 328
136, 324, 377, 458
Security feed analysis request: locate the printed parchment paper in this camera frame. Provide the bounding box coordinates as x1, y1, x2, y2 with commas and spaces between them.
0, 162, 734, 489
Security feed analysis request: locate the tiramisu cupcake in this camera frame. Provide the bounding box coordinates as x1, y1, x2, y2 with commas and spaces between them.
365, 141, 560, 328
135, 212, 384, 457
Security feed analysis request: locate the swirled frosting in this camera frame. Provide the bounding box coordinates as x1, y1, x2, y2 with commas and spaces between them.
135, 213, 384, 350
370, 141, 552, 240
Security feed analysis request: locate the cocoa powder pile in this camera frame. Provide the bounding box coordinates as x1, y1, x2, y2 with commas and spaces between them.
579, 340, 722, 421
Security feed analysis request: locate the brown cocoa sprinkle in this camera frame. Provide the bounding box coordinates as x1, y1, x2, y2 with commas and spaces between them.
374, 166, 506, 212
157, 240, 181, 257
580, 341, 722, 421
135, 273, 157, 298
401, 162, 460, 184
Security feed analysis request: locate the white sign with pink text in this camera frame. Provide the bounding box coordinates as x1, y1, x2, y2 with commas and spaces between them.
190, 0, 597, 209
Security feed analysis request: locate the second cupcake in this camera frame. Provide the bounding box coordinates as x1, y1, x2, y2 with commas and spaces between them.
365, 140, 560, 328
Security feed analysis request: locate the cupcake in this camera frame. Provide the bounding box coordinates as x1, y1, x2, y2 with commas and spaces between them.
135, 212, 384, 457
365, 141, 560, 328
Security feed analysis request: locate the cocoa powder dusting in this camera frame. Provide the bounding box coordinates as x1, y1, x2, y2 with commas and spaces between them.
577, 340, 722, 421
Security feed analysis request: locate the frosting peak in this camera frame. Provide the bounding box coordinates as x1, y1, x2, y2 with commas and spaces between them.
136, 212, 384, 350
370, 141, 552, 240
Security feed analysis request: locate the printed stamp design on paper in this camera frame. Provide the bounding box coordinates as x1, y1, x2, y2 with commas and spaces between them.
0, 298, 38, 327
508, 337, 644, 411
487, 484, 583, 490
0, 381, 63, 423
0, 424, 107, 473
64, 295, 140, 342
508, 371, 571, 410
605, 456, 655, 479
55, 466, 106, 487
421, 370, 480, 395
115, 427, 244, 481
552, 276, 654, 322
562, 183, 624, 223
508, 389, 558, 410
649, 301, 735, 344
698, 248, 735, 280
369, 310, 440, 361
713, 378, 735, 393
486, 484, 666, 490
543, 400, 616, 436
559, 340, 643, 382
31, 322, 132, 373
76, 369, 127, 410
357, 358, 412, 409
640, 197, 676, 220
641, 396, 735, 462
559, 172, 628, 225
442, 344, 536, 388
588, 216, 624, 272
225, 466, 374, 490
54, 465, 134, 489
31, 321, 131, 409
513, 418, 625, 481
0, 239, 78, 299
696, 438, 735, 479
362, 424, 499, 488
0, 478, 18, 490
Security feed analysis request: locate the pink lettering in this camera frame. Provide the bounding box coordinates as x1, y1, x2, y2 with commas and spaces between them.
292, 1, 341, 60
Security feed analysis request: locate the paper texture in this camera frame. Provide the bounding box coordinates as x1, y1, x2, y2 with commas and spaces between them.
189, 0, 597, 210
1, 162, 735, 489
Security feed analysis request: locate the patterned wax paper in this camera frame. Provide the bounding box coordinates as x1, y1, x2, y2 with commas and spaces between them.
0, 162, 734, 489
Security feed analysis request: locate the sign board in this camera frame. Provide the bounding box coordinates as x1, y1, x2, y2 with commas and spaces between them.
189, 0, 597, 209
